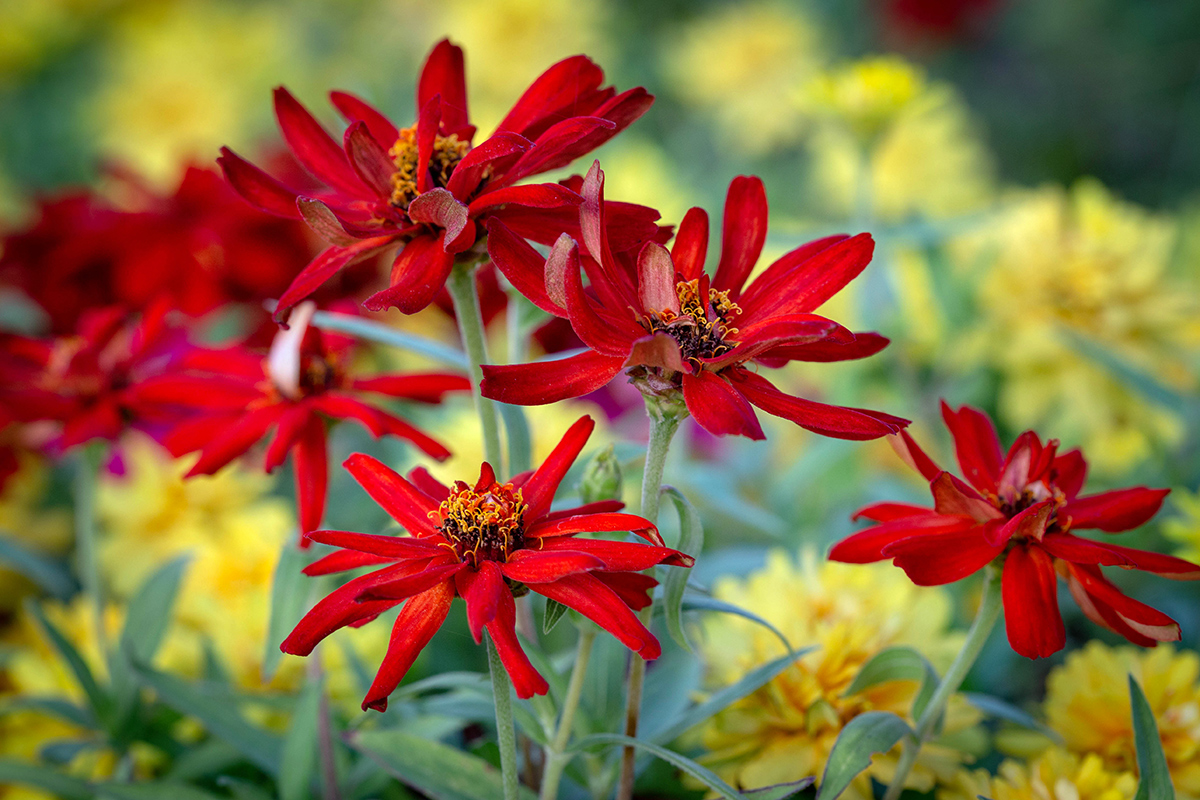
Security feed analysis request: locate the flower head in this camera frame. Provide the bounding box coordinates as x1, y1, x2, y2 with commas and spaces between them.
481, 163, 907, 441
140, 303, 469, 538
219, 39, 653, 320
281, 415, 693, 710
939, 747, 1136, 800
830, 401, 1199, 658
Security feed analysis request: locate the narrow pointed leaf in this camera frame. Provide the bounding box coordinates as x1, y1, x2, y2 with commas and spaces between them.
572, 733, 745, 800
842, 646, 939, 721
0, 759, 93, 799
263, 539, 310, 682
1130, 674, 1175, 800
815, 712, 913, 800
121, 557, 189, 666
0, 533, 76, 597
279, 677, 322, 800
660, 486, 704, 653
26, 601, 110, 722
543, 598, 570, 634
680, 594, 792, 653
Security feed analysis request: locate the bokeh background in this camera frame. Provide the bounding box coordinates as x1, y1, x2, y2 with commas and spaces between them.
3, 0, 1200, 798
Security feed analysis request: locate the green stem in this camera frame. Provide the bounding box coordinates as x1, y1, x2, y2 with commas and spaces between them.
74, 443, 106, 655
539, 625, 597, 800
488, 634, 520, 800
881, 564, 1003, 800
616, 405, 683, 800
446, 260, 503, 470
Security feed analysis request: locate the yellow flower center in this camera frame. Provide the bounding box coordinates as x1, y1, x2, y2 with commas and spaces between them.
388, 126, 470, 210
645, 279, 742, 370
432, 481, 527, 567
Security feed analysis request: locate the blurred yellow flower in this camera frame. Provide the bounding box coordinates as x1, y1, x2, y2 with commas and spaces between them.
663, 2, 825, 154
1164, 489, 1200, 564
0, 454, 72, 610
695, 551, 979, 798
1044, 641, 1200, 797
955, 180, 1200, 473
802, 56, 925, 143
939, 748, 1137, 800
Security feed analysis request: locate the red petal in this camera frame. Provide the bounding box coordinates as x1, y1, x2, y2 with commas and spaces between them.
522, 415, 595, 519
851, 502, 931, 522
329, 90, 399, 147
671, 207, 709, 281
829, 513, 975, 563
711, 176, 767, 296
363, 234, 455, 315
701, 314, 838, 371
217, 147, 301, 218
625, 332, 685, 374
264, 404, 311, 473
731, 370, 901, 440
185, 406, 280, 475
495, 55, 606, 137
303, 549, 394, 576
342, 453, 441, 536
445, 133, 530, 198
931, 472, 1004, 524
418, 40, 471, 138
986, 499, 1053, 547
485, 589, 549, 698
525, 511, 659, 542
407, 466, 451, 503
485, 218, 566, 316
737, 233, 874, 318
637, 242, 680, 315
343, 122, 395, 199
538, 537, 693, 570
882, 530, 1005, 586
1066, 564, 1181, 644
352, 373, 471, 402
594, 571, 658, 611
1038, 533, 1134, 567
1002, 545, 1066, 659
532, 573, 660, 659
501, 550, 606, 583
467, 182, 579, 215
889, 430, 943, 482
454, 562, 505, 643
562, 238, 642, 356
682, 370, 764, 440
1062, 488, 1170, 533
1052, 449, 1088, 500
293, 413, 328, 535
275, 237, 395, 322
1081, 541, 1200, 579
415, 94, 441, 194
480, 351, 625, 405
409, 188, 470, 244
363, 580, 456, 711
273, 87, 364, 197
282, 563, 417, 656
312, 393, 452, 460
358, 561, 465, 601
759, 331, 890, 364
940, 401, 1003, 494
306, 529, 445, 559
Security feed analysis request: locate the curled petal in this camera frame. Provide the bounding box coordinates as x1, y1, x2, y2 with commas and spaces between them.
363, 234, 456, 314
486, 218, 566, 316
275, 237, 396, 322
1066, 564, 1181, 645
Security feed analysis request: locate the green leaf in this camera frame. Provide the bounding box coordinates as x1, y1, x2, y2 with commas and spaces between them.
843, 646, 939, 720
280, 677, 323, 800
130, 662, 282, 775
570, 733, 744, 800
543, 599, 569, 634
25, 600, 110, 721
216, 777, 277, 800
648, 648, 815, 746
96, 783, 226, 800
0, 758, 93, 799
660, 486, 704, 653
307, 309, 468, 368
263, 540, 311, 682
0, 533, 76, 598
121, 557, 188, 665
680, 595, 792, 653
349, 729, 537, 800
498, 403, 532, 476
743, 778, 816, 799
961, 693, 1062, 741
815, 711, 912, 800
0, 696, 93, 727
1130, 674, 1175, 800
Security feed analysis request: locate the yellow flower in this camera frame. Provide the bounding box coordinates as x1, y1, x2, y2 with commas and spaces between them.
802, 56, 926, 143
1044, 641, 1200, 797
695, 551, 980, 799
0, 453, 73, 610
1164, 489, 1200, 565
662, 1, 825, 154
939, 748, 1137, 800
954, 180, 1200, 473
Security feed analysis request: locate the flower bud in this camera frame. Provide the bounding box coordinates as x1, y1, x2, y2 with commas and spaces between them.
579, 444, 622, 504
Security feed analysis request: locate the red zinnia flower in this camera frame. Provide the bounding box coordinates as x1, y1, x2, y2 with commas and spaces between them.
281, 415, 693, 710
140, 304, 469, 539
830, 401, 1200, 658
480, 163, 908, 441
218, 39, 653, 321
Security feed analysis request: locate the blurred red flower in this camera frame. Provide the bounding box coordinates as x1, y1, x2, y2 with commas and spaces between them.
480, 163, 907, 441
138, 304, 469, 538
282, 415, 692, 709
830, 401, 1199, 658
220, 38, 653, 320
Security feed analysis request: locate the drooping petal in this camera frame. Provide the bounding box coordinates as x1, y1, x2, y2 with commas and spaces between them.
357, 561, 465, 602
829, 513, 975, 563
594, 571, 658, 610
682, 370, 764, 440
363, 233, 456, 314
1066, 564, 1182, 644
501, 550, 606, 583
881, 529, 1005, 586
185, 406, 281, 476
263, 404, 311, 472
1076, 541, 1200, 579
454, 562, 505, 643
1037, 533, 1135, 568
625, 332, 685, 374
522, 415, 595, 519
293, 413, 328, 535
533, 572, 660, 659
485, 589, 549, 698
931, 472, 1004, 524
940, 401, 1003, 494
711, 176, 768, 296
273, 87, 365, 197
889, 430, 942, 482
282, 563, 416, 656
538, 537, 693, 570
1061, 488, 1171, 533
306, 529, 446, 559
362, 580, 456, 711
352, 374, 471, 403
480, 352, 625, 405
524, 511, 659, 542
274, 237, 396, 322
1002, 544, 1066, 659
730, 370, 902, 441
671, 207, 709, 281
217, 147, 301, 218
417, 39, 471, 138
342, 453, 441, 536
312, 393, 452, 460
485, 218, 566, 316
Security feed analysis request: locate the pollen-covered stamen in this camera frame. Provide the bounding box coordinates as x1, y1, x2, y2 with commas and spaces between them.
644, 279, 741, 371
388, 126, 470, 210
432, 480, 528, 568
995, 481, 1068, 536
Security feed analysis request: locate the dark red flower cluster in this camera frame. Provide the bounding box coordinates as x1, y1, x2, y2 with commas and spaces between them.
830, 402, 1199, 658
283, 416, 692, 709
220, 39, 654, 321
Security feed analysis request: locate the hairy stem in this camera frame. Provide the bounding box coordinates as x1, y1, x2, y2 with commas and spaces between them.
74, 443, 107, 654
881, 564, 1003, 800
488, 634, 521, 800
446, 259, 503, 469
539, 625, 597, 800
616, 406, 683, 800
